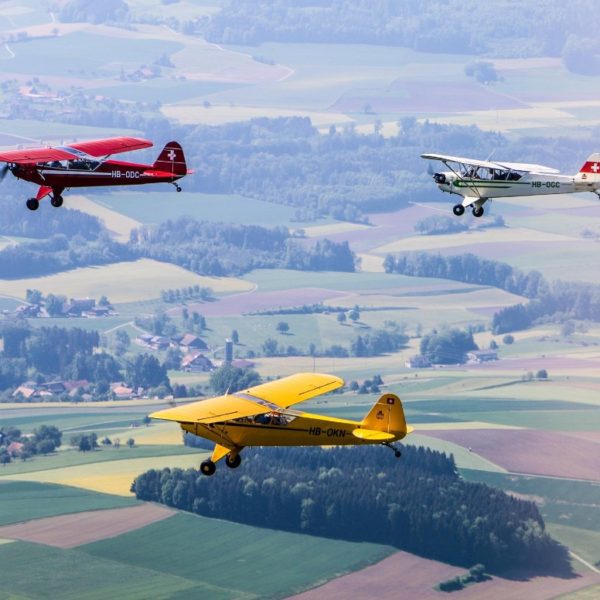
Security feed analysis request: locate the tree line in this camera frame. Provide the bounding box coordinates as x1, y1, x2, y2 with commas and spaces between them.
384, 251, 600, 332
131, 445, 570, 574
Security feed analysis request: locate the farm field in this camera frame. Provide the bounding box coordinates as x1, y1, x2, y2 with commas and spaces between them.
291, 547, 600, 600
95, 190, 302, 227
0, 504, 173, 548
82, 512, 393, 599
0, 258, 253, 302
0, 452, 206, 496
0, 481, 136, 526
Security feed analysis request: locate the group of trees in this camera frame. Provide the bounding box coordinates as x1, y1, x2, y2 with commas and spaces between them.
131, 218, 357, 276
384, 251, 600, 333
131, 445, 570, 573
420, 328, 477, 365
0, 425, 62, 464
160, 286, 213, 304
0, 321, 173, 397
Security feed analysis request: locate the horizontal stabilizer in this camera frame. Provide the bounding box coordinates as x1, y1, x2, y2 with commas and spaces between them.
352, 428, 395, 441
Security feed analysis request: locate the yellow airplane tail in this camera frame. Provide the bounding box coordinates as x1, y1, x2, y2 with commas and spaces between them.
360, 393, 411, 436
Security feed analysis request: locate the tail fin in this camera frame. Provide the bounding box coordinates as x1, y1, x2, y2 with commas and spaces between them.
361, 393, 411, 436
153, 141, 187, 177
576, 153, 600, 184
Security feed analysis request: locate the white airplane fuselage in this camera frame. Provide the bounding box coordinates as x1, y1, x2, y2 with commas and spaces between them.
435, 171, 587, 200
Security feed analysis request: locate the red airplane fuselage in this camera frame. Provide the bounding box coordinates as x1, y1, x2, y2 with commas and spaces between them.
16, 158, 184, 189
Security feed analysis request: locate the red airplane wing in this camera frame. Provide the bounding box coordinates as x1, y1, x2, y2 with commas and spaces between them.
65, 137, 153, 157
0, 147, 77, 164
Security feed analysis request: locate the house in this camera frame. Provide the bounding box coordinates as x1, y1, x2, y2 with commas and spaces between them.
12, 384, 38, 400
404, 355, 431, 369
466, 350, 498, 364
111, 383, 136, 399
149, 336, 170, 350
65, 298, 95, 316
14, 303, 41, 318
83, 306, 111, 317
7, 441, 24, 457
181, 352, 214, 373
179, 334, 208, 351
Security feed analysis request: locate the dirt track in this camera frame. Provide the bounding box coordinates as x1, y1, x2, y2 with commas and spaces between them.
0, 504, 173, 548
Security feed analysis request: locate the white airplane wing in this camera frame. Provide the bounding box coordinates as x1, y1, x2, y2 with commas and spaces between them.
422, 153, 561, 175
494, 161, 560, 174
421, 153, 502, 170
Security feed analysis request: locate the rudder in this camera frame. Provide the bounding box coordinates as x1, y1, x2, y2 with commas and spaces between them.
361, 393, 409, 435
153, 141, 187, 177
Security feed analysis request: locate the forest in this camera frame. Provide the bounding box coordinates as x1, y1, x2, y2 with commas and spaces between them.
199, 0, 596, 62
384, 252, 600, 332
131, 445, 570, 573
0, 216, 356, 280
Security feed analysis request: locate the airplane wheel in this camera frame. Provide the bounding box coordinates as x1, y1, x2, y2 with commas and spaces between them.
453, 204, 465, 216
175, 185, 182, 192
200, 459, 216, 476
472, 206, 484, 218
50, 195, 63, 208
225, 454, 241, 469
26, 198, 39, 211
394, 450, 402, 458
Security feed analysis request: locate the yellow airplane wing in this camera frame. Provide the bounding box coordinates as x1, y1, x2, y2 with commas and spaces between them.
150, 372, 344, 424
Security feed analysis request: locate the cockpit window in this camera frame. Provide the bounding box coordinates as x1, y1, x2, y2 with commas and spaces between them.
233, 412, 296, 426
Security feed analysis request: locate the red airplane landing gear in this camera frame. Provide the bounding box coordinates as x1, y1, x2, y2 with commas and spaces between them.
26, 198, 39, 211
173, 183, 182, 192
50, 194, 63, 208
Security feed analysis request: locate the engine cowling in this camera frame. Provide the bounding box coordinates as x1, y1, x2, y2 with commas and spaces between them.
433, 173, 446, 184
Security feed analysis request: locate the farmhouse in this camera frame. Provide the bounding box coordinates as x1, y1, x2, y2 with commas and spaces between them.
466, 350, 498, 364
178, 334, 208, 351
182, 352, 214, 373
405, 355, 431, 369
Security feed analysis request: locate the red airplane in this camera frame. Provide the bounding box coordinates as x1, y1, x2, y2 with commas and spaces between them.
0, 136, 189, 211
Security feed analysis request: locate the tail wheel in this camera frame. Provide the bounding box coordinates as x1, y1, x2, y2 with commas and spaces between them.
472, 206, 484, 218
50, 195, 63, 208
200, 459, 216, 476
225, 453, 242, 469
26, 198, 39, 211
453, 204, 465, 216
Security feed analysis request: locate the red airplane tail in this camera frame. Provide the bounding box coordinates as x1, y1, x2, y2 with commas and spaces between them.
153, 141, 187, 177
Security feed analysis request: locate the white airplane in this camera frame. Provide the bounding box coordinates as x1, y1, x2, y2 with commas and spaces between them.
421, 153, 600, 217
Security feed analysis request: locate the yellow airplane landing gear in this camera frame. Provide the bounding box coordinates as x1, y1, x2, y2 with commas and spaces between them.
225, 453, 242, 469
382, 441, 402, 458
200, 459, 216, 476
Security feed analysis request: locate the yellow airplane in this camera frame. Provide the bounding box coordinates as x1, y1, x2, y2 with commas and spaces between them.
151, 372, 413, 475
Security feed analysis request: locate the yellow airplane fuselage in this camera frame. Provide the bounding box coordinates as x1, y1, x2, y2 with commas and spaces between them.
182, 411, 408, 450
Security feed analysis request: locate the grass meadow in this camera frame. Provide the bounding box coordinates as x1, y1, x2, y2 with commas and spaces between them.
0, 258, 253, 302
0, 481, 136, 526
82, 511, 393, 599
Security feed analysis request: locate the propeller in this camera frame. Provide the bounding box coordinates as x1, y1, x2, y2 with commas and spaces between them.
427, 161, 435, 176
0, 164, 9, 182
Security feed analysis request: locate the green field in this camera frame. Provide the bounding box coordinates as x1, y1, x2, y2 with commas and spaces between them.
82, 511, 393, 599
0, 31, 183, 77
0, 541, 202, 600
96, 191, 299, 226
0, 411, 148, 434
0, 445, 196, 477
0, 481, 136, 526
